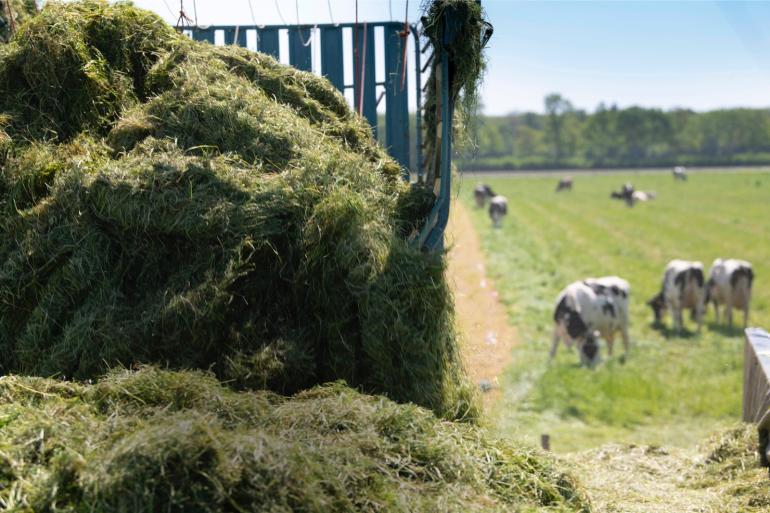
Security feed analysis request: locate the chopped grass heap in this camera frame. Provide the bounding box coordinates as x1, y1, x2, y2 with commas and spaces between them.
694, 424, 770, 512
0, 367, 591, 512
0, 0, 474, 420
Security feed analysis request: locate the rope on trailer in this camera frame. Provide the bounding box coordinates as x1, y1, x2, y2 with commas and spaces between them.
389, 0, 393, 21
245, 0, 260, 48
274, 0, 287, 25
399, 0, 410, 91
295, 0, 314, 47
160, 0, 176, 19
326, 0, 335, 25
246, 0, 258, 25
192, 0, 198, 25
176, 0, 194, 30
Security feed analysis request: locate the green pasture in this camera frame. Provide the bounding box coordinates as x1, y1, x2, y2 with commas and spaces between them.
460, 170, 770, 452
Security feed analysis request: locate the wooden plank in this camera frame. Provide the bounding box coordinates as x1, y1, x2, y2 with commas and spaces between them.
384, 23, 410, 173
744, 327, 770, 467
237, 28, 248, 48
224, 27, 248, 47
320, 27, 344, 92
353, 24, 377, 135
258, 28, 280, 59
744, 328, 770, 423
289, 27, 313, 71
192, 27, 215, 44
224, 28, 236, 45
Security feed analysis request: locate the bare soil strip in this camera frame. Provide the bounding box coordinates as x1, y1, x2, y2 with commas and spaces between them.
446, 202, 518, 410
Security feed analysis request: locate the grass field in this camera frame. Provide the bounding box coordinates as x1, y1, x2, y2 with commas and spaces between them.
460, 170, 770, 452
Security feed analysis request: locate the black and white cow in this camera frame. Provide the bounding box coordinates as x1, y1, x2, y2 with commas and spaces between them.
647, 260, 705, 332
706, 258, 754, 328
611, 183, 655, 206
631, 190, 656, 203
673, 166, 687, 181
556, 176, 573, 192
610, 183, 635, 206
474, 184, 496, 208
488, 195, 508, 228
551, 276, 631, 366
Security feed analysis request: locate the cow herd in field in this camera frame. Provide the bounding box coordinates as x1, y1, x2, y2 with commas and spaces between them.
551, 258, 754, 367
475, 168, 688, 228
473, 184, 508, 227
473, 166, 756, 367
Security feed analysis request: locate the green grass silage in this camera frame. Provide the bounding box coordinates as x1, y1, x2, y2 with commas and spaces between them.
462, 171, 770, 449
0, 0, 475, 420
0, 367, 591, 513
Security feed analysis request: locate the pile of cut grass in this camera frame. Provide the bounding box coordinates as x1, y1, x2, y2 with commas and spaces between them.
0, 367, 591, 512
0, 0, 473, 420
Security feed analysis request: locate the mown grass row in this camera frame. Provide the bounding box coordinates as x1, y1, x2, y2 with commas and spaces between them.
460, 170, 770, 451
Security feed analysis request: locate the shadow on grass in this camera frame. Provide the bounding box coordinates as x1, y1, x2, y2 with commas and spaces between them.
649, 322, 700, 339
706, 322, 745, 337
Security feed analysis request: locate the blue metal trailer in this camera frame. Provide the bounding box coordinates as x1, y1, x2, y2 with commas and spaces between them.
188, 21, 422, 176
186, 7, 471, 252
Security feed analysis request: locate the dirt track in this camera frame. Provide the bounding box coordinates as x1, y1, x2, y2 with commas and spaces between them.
446, 202, 517, 411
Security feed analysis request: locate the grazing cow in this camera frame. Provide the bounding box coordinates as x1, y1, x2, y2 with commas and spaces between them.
474, 184, 496, 208
610, 183, 656, 206
610, 183, 635, 206
631, 190, 656, 203
705, 259, 754, 328
488, 195, 508, 227
647, 260, 705, 332
556, 176, 573, 192
551, 276, 631, 366
673, 166, 687, 181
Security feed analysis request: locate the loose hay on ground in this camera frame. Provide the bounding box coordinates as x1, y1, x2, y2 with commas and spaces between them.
567, 423, 770, 513
0, 0, 475, 420
0, 367, 591, 513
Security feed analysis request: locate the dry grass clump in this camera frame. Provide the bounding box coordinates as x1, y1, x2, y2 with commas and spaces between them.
0, 367, 591, 513
694, 424, 770, 512
567, 423, 770, 513
0, 0, 476, 420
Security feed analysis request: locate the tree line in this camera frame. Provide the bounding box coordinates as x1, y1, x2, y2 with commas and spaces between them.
461, 94, 770, 170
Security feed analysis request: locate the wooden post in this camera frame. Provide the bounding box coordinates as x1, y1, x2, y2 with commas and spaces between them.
540, 434, 551, 451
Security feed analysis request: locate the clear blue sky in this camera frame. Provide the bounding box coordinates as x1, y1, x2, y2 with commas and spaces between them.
130, 0, 770, 115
